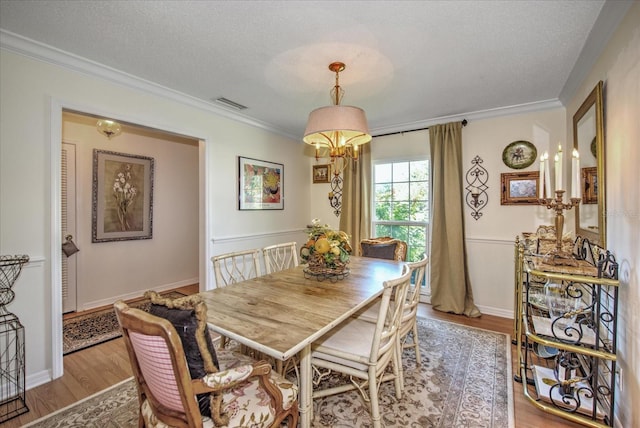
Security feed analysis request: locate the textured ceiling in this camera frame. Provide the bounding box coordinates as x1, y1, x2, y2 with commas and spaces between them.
0, 0, 624, 139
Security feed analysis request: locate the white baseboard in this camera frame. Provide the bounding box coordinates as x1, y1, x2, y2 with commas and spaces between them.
78, 277, 198, 311
26, 369, 52, 391
476, 304, 514, 320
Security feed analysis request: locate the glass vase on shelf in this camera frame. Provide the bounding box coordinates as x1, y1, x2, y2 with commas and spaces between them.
544, 281, 588, 339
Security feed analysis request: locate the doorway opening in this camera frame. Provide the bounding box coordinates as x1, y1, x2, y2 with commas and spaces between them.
53, 106, 209, 377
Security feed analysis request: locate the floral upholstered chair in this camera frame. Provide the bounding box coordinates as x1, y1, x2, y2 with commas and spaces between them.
114, 295, 298, 428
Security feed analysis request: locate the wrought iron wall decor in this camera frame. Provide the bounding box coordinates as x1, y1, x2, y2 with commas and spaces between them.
328, 171, 344, 217
465, 156, 489, 220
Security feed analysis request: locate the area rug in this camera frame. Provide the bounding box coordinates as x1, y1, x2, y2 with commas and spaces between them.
62, 291, 185, 355
32, 317, 513, 427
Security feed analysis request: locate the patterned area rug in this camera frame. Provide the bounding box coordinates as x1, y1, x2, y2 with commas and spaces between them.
62, 291, 185, 355
32, 317, 513, 427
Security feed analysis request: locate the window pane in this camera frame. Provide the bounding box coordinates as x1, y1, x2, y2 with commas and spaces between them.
375, 164, 392, 183
391, 202, 410, 221
408, 226, 426, 243
375, 201, 392, 221
375, 183, 392, 201
393, 162, 409, 182
391, 225, 409, 242
393, 182, 409, 201
410, 160, 429, 180
407, 246, 426, 263
409, 200, 428, 221
372, 160, 429, 275
375, 224, 392, 236
410, 181, 428, 199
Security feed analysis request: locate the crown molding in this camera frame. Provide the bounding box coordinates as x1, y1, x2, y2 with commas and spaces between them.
0, 30, 298, 140
370, 98, 563, 137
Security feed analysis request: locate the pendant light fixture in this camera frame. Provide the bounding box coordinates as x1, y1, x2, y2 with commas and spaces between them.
303, 62, 371, 216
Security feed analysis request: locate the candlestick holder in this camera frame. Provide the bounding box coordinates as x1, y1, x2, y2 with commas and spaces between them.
538, 190, 580, 266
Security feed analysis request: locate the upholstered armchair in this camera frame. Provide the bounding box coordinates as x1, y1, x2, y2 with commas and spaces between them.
359, 237, 408, 261
114, 297, 298, 428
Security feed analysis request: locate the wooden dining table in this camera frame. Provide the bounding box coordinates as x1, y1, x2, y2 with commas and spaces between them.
198, 256, 406, 427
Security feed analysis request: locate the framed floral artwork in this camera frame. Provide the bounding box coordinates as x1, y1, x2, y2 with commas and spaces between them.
92, 150, 154, 242
500, 171, 539, 205
312, 164, 330, 184
238, 156, 284, 210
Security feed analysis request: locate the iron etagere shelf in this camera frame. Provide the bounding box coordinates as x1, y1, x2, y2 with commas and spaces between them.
514, 235, 618, 427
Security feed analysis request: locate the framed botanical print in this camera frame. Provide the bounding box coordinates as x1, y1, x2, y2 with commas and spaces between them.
501, 171, 540, 205
92, 150, 154, 242
238, 156, 284, 210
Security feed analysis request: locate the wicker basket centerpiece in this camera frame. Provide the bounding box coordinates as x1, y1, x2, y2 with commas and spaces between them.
300, 219, 352, 280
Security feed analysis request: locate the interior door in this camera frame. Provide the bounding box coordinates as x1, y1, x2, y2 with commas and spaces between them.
62, 142, 77, 313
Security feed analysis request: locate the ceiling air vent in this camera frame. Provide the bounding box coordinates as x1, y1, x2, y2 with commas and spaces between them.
214, 97, 248, 110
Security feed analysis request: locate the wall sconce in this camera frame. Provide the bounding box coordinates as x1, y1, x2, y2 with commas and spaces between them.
465, 155, 489, 220
327, 170, 344, 217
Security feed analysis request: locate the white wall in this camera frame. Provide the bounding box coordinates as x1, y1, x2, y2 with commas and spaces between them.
564, 3, 640, 425
0, 49, 310, 387
62, 112, 200, 309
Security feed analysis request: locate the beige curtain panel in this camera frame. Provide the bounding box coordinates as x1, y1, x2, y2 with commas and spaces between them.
339, 144, 372, 254
429, 122, 481, 317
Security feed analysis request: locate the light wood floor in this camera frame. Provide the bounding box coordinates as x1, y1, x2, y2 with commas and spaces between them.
4, 285, 583, 428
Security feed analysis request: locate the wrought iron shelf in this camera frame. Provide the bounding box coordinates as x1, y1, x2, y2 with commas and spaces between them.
513, 236, 619, 427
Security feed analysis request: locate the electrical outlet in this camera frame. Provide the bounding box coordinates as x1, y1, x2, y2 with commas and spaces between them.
616, 367, 623, 392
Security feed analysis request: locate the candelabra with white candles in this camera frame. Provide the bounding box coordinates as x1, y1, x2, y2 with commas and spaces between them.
538, 145, 581, 265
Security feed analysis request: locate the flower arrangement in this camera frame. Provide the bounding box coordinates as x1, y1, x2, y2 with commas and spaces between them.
300, 219, 352, 274
112, 164, 138, 231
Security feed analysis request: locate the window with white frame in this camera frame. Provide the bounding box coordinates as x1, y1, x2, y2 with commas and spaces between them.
372, 159, 430, 295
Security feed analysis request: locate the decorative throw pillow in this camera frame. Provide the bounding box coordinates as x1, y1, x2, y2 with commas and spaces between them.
145, 291, 219, 417
361, 242, 398, 260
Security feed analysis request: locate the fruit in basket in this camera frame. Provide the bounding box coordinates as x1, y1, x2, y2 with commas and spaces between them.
315, 238, 330, 254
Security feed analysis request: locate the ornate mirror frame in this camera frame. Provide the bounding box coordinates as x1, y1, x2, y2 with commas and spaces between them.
573, 81, 605, 246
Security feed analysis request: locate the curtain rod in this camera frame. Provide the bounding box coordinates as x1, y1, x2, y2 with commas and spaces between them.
373, 119, 467, 138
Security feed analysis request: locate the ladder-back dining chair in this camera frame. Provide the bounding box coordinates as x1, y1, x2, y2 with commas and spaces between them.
310, 265, 412, 428
211, 248, 262, 349
114, 300, 299, 428
262, 242, 301, 379
351, 255, 428, 391
359, 237, 408, 261
211, 249, 262, 287
263, 242, 299, 274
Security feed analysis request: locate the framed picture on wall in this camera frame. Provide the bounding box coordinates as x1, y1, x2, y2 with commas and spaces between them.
92, 150, 154, 242
238, 156, 284, 210
500, 171, 539, 205
312, 164, 330, 183
582, 166, 598, 204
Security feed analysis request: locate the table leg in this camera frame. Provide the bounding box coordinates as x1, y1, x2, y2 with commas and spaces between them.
299, 344, 312, 427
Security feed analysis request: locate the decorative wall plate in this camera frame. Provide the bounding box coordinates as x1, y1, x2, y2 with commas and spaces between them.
502, 140, 537, 169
